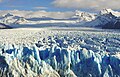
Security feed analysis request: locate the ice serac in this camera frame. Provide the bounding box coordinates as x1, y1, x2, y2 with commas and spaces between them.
0, 33, 120, 77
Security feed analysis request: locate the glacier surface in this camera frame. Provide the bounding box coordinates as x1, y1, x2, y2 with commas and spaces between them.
0, 28, 120, 77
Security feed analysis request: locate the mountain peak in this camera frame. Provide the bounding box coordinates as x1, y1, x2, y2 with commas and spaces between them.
99, 8, 120, 17
72, 10, 96, 21
4, 13, 14, 18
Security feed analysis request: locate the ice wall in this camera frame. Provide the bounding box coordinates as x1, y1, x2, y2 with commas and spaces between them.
0, 34, 120, 77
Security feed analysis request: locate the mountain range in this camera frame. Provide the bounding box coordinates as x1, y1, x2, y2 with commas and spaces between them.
0, 9, 120, 29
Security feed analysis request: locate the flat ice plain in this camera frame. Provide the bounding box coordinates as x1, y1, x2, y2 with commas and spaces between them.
0, 27, 120, 77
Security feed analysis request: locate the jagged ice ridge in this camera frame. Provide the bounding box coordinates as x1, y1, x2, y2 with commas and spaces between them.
0, 28, 120, 77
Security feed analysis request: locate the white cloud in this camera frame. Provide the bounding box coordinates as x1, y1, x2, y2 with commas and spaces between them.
34, 6, 47, 10
52, 0, 120, 10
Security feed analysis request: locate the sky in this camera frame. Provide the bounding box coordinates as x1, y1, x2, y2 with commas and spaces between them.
0, 0, 120, 12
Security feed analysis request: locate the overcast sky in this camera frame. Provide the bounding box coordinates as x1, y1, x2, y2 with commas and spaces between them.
0, 0, 120, 12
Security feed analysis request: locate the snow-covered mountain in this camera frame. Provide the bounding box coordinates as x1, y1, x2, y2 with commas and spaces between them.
84, 9, 120, 28
99, 9, 120, 17
0, 10, 96, 26
102, 17, 120, 29
0, 13, 22, 24
72, 10, 96, 22
0, 10, 74, 19
0, 9, 120, 29
0, 23, 12, 29
14, 17, 28, 24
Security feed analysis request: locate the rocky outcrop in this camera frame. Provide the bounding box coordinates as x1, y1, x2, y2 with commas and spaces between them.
102, 17, 120, 29
0, 23, 12, 29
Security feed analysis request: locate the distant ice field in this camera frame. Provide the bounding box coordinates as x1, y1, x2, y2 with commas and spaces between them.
0, 27, 120, 43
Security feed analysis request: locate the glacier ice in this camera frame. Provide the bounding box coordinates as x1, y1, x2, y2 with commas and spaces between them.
0, 28, 120, 77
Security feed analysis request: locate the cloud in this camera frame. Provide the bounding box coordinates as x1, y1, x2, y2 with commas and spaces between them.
52, 0, 120, 10
0, 0, 2, 2
34, 6, 47, 10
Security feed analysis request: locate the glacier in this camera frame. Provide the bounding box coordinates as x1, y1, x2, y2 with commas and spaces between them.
0, 28, 120, 77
